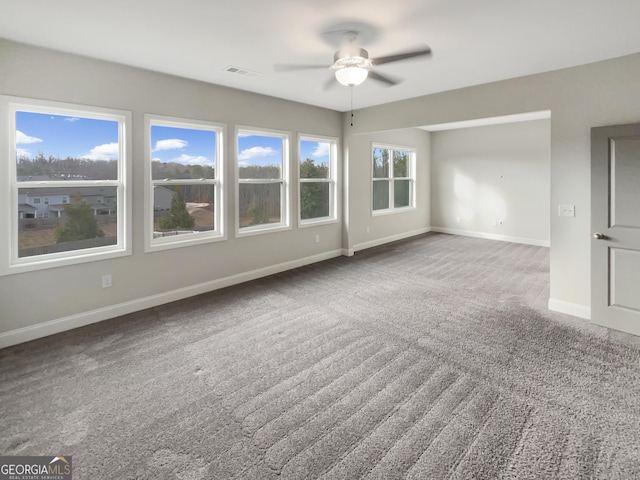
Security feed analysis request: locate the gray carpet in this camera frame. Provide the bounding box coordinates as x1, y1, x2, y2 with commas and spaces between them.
2, 233, 640, 479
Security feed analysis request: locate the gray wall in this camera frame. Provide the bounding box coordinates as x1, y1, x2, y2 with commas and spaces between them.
344, 52, 640, 318
2, 37, 640, 343
0, 40, 342, 342
345, 128, 431, 252
430, 119, 551, 245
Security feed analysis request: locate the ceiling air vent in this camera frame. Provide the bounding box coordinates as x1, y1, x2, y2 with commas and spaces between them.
224, 66, 261, 78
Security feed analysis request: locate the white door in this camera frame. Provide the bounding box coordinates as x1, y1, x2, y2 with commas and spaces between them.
591, 123, 640, 335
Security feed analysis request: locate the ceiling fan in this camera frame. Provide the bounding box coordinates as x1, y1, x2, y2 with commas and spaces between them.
275, 31, 432, 88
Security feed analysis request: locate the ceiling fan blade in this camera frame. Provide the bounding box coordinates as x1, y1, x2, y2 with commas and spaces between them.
322, 75, 338, 90
368, 70, 401, 87
274, 64, 329, 72
371, 46, 432, 66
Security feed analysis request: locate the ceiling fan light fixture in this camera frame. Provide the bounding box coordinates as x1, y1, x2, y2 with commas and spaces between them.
335, 66, 369, 87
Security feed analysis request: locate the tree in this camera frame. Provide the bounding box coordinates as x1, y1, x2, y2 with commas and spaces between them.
247, 205, 269, 226
300, 159, 329, 220
55, 193, 105, 243
392, 150, 410, 208
158, 187, 195, 230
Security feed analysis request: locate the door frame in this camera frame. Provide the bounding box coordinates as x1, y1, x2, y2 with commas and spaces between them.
591, 122, 640, 336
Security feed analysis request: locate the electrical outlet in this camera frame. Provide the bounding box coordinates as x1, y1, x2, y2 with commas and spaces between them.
315, 234, 320, 244
456, 216, 461, 224
102, 274, 112, 288
366, 226, 370, 234
558, 205, 575, 217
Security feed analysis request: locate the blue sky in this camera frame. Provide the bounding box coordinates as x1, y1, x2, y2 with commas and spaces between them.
300, 139, 330, 166
151, 125, 216, 168
16, 111, 119, 160
238, 135, 330, 168
16, 111, 331, 168
238, 134, 283, 168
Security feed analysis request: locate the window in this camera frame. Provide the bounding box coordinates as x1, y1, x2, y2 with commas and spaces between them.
1, 96, 131, 274
299, 136, 337, 225
372, 144, 416, 213
145, 115, 225, 251
237, 127, 289, 235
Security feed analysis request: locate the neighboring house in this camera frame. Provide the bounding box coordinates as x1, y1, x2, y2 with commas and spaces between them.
17, 181, 171, 221
17, 185, 117, 219
153, 186, 174, 211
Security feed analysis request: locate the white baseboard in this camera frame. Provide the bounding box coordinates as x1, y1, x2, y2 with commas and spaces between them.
0, 249, 344, 349
352, 227, 432, 253
430, 227, 550, 247
548, 298, 591, 320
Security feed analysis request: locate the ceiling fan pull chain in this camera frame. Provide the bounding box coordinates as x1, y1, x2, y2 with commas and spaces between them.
350, 86, 354, 127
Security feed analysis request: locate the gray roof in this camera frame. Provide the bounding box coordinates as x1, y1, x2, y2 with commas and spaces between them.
18, 186, 117, 197
18, 204, 37, 213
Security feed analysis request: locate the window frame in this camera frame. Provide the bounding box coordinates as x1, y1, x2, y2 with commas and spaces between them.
1, 95, 132, 276
297, 134, 339, 227
371, 143, 417, 215
144, 114, 226, 252
235, 126, 291, 237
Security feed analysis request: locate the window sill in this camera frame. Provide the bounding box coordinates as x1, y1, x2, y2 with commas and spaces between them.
298, 217, 339, 228
235, 223, 291, 238
2, 245, 131, 276
145, 231, 226, 253
372, 206, 416, 217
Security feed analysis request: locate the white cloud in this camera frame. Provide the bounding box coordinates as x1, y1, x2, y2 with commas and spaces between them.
153, 138, 188, 152
17, 148, 31, 158
174, 154, 211, 166
238, 146, 277, 161
312, 142, 330, 158
64, 117, 81, 122
16, 130, 43, 145
82, 142, 119, 161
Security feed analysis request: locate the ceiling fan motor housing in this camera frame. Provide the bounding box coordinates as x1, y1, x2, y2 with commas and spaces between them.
334, 47, 371, 69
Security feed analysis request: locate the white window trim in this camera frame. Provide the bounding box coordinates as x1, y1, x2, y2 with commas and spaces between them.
371, 142, 417, 216
144, 114, 226, 252
0, 95, 132, 276
235, 126, 291, 238
297, 133, 339, 228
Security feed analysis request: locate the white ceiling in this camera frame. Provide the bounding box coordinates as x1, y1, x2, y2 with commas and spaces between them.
2, 0, 640, 112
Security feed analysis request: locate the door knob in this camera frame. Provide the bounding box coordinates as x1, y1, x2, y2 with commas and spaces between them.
593, 232, 606, 239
